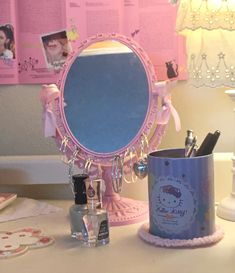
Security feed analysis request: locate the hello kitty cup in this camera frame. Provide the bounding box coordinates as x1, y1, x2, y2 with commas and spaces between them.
148, 149, 215, 240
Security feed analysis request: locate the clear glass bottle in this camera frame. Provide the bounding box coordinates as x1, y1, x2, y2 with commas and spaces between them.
82, 179, 109, 247
69, 174, 89, 240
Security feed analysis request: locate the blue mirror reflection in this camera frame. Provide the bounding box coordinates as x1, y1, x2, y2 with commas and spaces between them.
64, 41, 149, 154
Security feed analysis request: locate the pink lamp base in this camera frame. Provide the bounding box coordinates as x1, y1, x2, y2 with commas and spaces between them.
103, 196, 149, 226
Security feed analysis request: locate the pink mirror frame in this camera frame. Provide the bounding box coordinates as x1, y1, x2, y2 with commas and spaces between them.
51, 33, 168, 226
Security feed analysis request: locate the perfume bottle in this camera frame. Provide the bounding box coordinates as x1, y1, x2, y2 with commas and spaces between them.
69, 174, 89, 240
82, 179, 109, 247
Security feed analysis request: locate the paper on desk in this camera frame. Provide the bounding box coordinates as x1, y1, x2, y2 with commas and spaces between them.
0, 198, 63, 223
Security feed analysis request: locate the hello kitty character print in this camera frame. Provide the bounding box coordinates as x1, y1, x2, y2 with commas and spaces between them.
151, 176, 197, 234
159, 185, 182, 208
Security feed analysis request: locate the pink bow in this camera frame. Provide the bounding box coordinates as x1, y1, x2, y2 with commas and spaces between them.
40, 84, 60, 137
155, 81, 181, 132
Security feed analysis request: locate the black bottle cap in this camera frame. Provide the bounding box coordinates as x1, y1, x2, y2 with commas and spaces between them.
72, 174, 89, 205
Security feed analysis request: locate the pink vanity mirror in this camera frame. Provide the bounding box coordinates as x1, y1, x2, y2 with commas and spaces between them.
41, 33, 175, 226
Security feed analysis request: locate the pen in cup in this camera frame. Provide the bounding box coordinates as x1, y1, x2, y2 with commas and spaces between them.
185, 136, 197, 157
185, 129, 194, 157
196, 130, 221, 157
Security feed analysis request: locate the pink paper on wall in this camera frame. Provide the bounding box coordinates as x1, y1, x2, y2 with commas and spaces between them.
0, 0, 18, 84
0, 0, 186, 85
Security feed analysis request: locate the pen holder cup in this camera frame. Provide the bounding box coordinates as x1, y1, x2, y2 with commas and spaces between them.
148, 148, 215, 240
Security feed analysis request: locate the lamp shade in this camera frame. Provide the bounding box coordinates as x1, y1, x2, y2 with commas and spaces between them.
176, 0, 235, 31
176, 0, 235, 87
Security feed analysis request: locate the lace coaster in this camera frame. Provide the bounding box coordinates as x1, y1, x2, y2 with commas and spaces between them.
138, 222, 224, 248
0, 198, 62, 223
0, 227, 54, 259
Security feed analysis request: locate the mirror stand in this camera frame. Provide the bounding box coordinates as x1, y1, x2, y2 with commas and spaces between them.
101, 165, 148, 226
40, 34, 177, 227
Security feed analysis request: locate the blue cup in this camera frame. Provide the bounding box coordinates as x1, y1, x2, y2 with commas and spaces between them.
148, 149, 215, 240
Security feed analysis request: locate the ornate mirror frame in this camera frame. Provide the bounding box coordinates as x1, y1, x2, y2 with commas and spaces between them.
41, 33, 176, 226
56, 33, 161, 163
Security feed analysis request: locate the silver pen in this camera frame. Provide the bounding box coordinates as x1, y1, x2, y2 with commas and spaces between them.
185, 130, 194, 157
185, 136, 197, 157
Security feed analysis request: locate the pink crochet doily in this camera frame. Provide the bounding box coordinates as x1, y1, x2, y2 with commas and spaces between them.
138, 222, 224, 248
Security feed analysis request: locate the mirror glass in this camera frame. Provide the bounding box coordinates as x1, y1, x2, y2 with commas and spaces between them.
63, 40, 149, 154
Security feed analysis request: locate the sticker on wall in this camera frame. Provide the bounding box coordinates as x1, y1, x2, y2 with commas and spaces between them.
150, 176, 197, 235
165, 59, 179, 79
67, 19, 79, 42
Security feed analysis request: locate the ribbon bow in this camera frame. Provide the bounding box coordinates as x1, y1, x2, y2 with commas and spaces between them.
155, 80, 181, 132
40, 84, 60, 137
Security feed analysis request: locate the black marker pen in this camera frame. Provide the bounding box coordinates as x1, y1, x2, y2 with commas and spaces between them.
196, 130, 221, 156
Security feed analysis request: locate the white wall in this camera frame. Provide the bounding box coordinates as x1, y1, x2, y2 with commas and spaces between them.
0, 84, 58, 156
159, 82, 235, 152
0, 83, 234, 200
0, 81, 234, 156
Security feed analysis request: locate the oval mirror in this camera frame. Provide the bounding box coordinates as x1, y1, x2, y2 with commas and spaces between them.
62, 40, 149, 154
51, 33, 168, 226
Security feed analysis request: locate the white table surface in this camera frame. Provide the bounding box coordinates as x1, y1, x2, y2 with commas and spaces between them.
1, 200, 235, 273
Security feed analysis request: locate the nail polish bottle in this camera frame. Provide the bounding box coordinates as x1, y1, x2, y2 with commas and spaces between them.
69, 174, 89, 240
82, 179, 109, 247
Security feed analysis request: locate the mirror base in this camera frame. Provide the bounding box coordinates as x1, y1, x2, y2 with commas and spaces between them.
101, 165, 148, 226
103, 196, 148, 226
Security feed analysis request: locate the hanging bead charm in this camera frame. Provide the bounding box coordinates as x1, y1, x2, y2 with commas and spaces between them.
84, 158, 93, 174
133, 158, 148, 179
133, 134, 149, 179
123, 147, 138, 184
68, 147, 80, 196
60, 135, 70, 153
60, 135, 70, 163
111, 155, 123, 193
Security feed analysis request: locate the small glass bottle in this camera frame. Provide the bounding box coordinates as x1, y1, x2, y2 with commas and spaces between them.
82, 179, 109, 247
69, 174, 89, 240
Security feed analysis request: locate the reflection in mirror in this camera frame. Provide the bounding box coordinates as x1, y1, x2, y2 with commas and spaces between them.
63, 40, 149, 153
49, 34, 166, 226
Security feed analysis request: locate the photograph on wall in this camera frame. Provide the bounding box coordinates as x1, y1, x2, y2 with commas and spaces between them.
41, 30, 71, 70
0, 24, 15, 59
